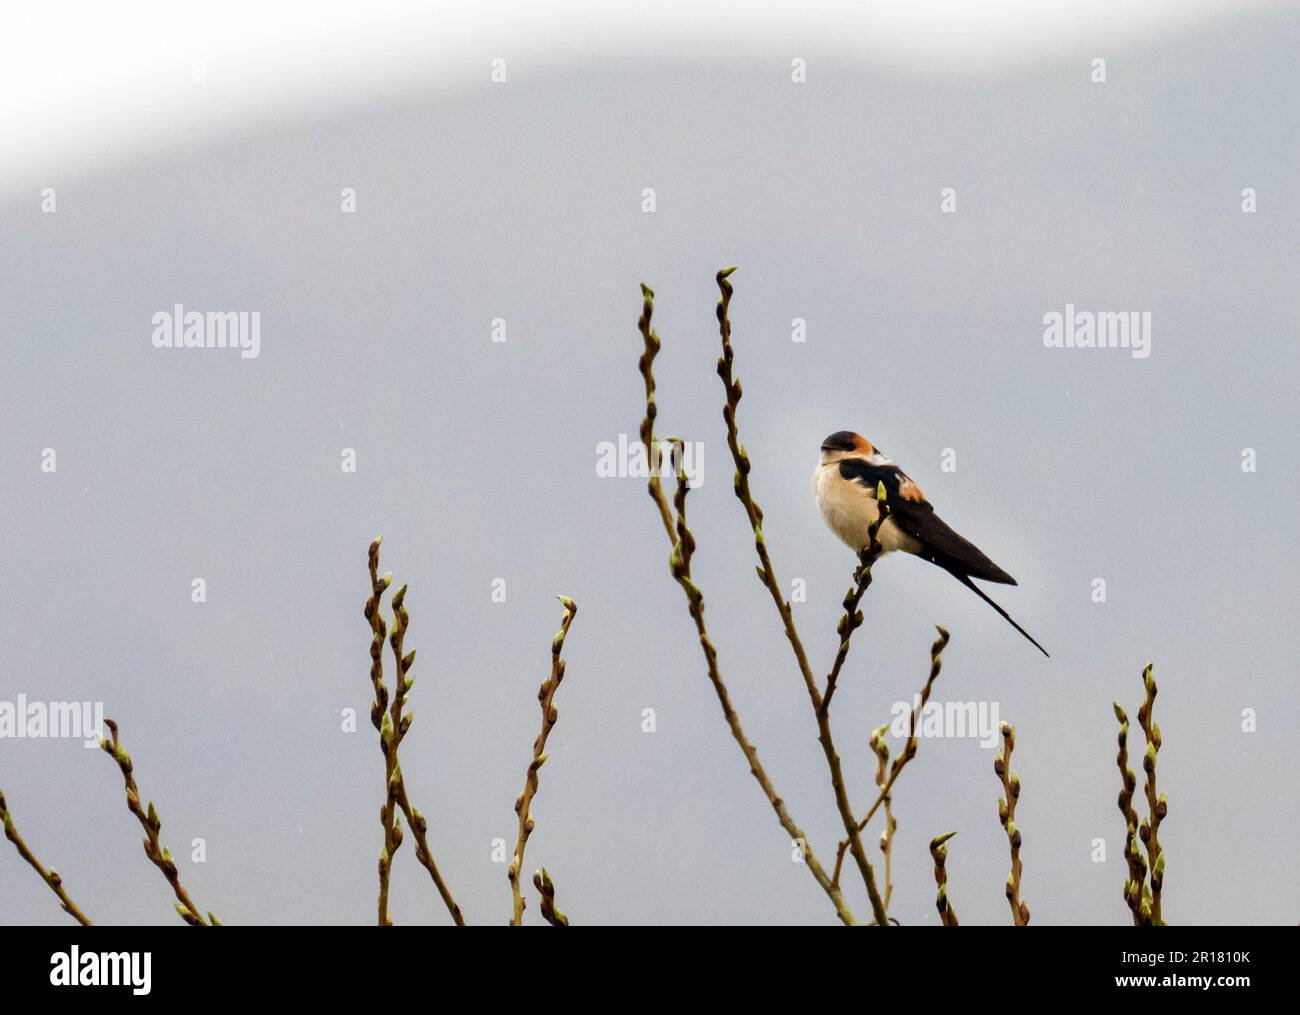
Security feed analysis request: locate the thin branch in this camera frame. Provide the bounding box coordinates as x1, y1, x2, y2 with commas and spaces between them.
99, 718, 211, 925
388, 580, 464, 925
1113, 699, 1149, 925
365, 535, 401, 925
929, 831, 959, 926
713, 267, 886, 925
365, 535, 464, 925
636, 286, 855, 926
533, 867, 569, 926
508, 596, 578, 926
994, 721, 1030, 925
1136, 664, 1167, 926
820, 500, 889, 717
393, 785, 464, 925
869, 726, 897, 912
712, 267, 823, 712
637, 284, 676, 544
833, 627, 950, 886
0, 789, 92, 925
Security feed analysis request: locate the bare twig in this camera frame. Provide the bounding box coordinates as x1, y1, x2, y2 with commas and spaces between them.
392, 787, 463, 924
712, 268, 822, 711
994, 721, 1030, 925
0, 789, 92, 925
365, 535, 401, 925
388, 583, 464, 925
365, 535, 464, 925
820, 499, 889, 717
1113, 700, 1149, 925
508, 597, 578, 926
833, 628, 950, 887
929, 831, 959, 926
637, 284, 676, 544
712, 267, 887, 925
99, 718, 211, 925
1115, 663, 1169, 927
533, 868, 569, 926
1136, 664, 1167, 925
637, 286, 855, 926
869, 726, 897, 912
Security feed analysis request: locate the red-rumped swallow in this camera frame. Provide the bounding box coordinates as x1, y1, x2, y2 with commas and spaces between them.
814, 431, 1048, 657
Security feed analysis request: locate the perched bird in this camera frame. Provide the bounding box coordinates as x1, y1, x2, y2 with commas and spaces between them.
813, 430, 1048, 657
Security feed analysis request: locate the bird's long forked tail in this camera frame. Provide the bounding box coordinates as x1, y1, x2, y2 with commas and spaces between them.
948, 569, 1050, 658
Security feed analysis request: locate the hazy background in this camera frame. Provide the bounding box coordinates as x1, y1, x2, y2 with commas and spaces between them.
1, 2, 1297, 925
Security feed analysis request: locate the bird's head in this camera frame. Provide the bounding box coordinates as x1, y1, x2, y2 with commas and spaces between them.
819, 430, 875, 465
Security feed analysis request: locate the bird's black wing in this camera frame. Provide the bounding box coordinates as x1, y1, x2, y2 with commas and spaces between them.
842, 452, 1045, 652
892, 502, 1018, 585
838, 458, 1016, 585
836, 456, 924, 505
837, 458, 1047, 657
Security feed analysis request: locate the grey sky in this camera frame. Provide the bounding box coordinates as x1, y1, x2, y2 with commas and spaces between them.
1, 9, 1297, 926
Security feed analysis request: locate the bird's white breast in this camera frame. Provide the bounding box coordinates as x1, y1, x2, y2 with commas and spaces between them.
812, 462, 920, 555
